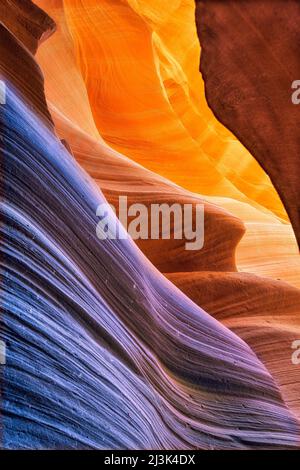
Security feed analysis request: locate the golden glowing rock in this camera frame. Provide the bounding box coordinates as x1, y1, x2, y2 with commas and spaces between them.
61, 0, 286, 221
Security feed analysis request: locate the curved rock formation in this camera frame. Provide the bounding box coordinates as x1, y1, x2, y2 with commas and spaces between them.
0, 0, 55, 54
58, 0, 287, 220
1, 0, 300, 450
53, 108, 245, 274
2, 68, 300, 450
37, 0, 300, 426
196, 0, 300, 247
0, 0, 55, 127
35, 0, 300, 284
167, 272, 300, 418
36, 0, 100, 139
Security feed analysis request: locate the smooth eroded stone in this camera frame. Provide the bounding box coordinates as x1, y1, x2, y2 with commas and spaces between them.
196, 0, 300, 248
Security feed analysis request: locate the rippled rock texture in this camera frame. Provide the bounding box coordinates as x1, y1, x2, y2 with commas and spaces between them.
1, 0, 300, 449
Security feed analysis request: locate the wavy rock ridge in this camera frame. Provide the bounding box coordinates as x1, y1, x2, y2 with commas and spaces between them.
35, 0, 300, 420
1, 0, 300, 450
